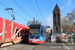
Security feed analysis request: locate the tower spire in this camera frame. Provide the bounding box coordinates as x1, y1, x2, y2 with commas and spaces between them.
53, 4, 60, 12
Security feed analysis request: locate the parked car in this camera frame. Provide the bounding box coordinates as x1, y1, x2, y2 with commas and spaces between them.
67, 29, 71, 38
72, 35, 75, 39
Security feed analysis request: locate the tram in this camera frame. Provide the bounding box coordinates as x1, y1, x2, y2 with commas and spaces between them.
0, 17, 29, 47
29, 24, 49, 44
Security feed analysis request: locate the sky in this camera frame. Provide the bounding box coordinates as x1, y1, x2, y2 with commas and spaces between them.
0, 0, 75, 29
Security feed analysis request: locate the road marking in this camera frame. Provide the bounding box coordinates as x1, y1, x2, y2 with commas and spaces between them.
62, 43, 69, 50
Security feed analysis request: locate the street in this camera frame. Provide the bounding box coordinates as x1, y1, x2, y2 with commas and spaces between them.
0, 42, 75, 50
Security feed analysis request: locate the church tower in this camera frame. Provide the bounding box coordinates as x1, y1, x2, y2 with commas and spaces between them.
53, 4, 62, 34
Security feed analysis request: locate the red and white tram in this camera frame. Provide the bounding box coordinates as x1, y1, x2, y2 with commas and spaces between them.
0, 17, 29, 47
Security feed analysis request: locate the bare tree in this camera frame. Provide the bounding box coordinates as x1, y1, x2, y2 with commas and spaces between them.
27, 20, 41, 26
62, 16, 72, 32
62, 8, 75, 32
67, 8, 75, 22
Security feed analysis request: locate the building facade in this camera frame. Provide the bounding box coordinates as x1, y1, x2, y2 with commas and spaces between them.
53, 4, 62, 34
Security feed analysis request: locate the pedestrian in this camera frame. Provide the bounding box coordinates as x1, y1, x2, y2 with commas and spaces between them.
51, 29, 52, 35
50, 29, 52, 41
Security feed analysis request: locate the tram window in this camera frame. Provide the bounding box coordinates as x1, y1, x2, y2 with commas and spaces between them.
25, 31, 27, 36
23, 29, 25, 33
16, 29, 19, 37
20, 30, 22, 36
41, 29, 43, 36
23, 29, 25, 36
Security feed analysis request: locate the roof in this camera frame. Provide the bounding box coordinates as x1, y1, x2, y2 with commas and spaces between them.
53, 4, 60, 12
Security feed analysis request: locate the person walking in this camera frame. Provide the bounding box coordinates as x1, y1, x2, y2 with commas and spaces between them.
50, 29, 52, 42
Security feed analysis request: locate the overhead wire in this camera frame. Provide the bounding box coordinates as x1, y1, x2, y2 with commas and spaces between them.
28, 0, 41, 20
14, 11, 28, 21
0, 2, 8, 7
0, 2, 28, 21
12, 0, 33, 18
35, 0, 45, 21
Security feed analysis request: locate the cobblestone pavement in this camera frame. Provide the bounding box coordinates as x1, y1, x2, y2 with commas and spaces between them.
0, 42, 75, 50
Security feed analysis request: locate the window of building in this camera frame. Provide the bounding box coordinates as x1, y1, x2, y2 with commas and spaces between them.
57, 12, 60, 19
56, 27, 58, 31
54, 13, 56, 19
54, 20, 56, 25
58, 20, 60, 25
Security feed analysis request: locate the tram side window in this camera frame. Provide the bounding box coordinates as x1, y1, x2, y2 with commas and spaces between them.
16, 29, 19, 37
20, 30, 22, 36
25, 31, 27, 36
41, 29, 43, 36
23, 29, 25, 36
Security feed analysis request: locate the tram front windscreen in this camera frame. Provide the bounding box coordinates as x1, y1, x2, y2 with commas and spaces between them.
29, 25, 40, 36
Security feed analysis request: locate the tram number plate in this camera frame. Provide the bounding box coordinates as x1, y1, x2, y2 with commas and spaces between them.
32, 40, 36, 42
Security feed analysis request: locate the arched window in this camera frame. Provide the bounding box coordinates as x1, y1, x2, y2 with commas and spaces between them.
54, 20, 56, 25
56, 27, 58, 31
58, 20, 60, 25
54, 13, 56, 19
57, 12, 60, 19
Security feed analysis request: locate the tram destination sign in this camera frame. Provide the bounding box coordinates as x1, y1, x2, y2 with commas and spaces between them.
30, 25, 40, 28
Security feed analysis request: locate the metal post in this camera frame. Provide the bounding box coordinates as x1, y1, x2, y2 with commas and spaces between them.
66, 31, 68, 43
34, 17, 35, 24
71, 32, 73, 43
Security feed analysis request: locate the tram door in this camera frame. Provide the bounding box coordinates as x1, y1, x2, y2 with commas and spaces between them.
22, 29, 28, 42
40, 29, 44, 41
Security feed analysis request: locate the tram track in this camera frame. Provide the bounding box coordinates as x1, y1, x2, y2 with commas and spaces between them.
16, 44, 40, 50
16, 45, 28, 50
32, 45, 40, 50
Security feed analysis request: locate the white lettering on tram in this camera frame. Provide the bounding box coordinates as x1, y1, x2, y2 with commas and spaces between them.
0, 31, 7, 36
0, 33, 2, 36
13, 26, 23, 39
0, 26, 23, 39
